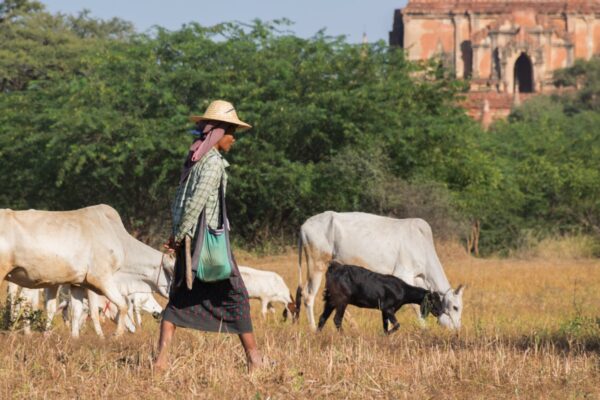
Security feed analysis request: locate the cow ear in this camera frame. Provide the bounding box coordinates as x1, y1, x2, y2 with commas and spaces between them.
454, 284, 465, 296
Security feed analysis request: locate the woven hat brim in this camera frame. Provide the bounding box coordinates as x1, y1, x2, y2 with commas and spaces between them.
189, 115, 252, 132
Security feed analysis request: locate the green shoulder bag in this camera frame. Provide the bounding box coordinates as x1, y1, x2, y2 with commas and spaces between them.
195, 179, 234, 282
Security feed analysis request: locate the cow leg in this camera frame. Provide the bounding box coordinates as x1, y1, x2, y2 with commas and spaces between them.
7, 282, 19, 324
260, 298, 269, 319
86, 290, 105, 338
125, 303, 136, 333
23, 288, 40, 335
133, 296, 142, 327
304, 271, 324, 331
385, 311, 400, 335
78, 297, 90, 328
19, 289, 33, 335
44, 286, 60, 333
59, 286, 72, 327
61, 302, 70, 327
96, 280, 128, 337
333, 304, 348, 332
283, 306, 289, 322
317, 302, 335, 331
0, 262, 13, 294
70, 286, 86, 339
30, 289, 40, 312
382, 312, 389, 334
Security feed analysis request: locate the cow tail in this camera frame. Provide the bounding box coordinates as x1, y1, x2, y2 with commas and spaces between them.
295, 233, 304, 320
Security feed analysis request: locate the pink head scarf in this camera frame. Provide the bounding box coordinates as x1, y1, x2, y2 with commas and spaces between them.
179, 121, 231, 184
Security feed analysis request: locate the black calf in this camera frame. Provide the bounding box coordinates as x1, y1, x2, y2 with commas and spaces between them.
317, 261, 443, 334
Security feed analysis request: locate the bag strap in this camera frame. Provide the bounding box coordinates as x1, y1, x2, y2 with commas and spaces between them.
217, 176, 226, 230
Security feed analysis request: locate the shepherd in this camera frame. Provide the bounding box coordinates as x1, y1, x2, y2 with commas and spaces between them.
154, 100, 264, 372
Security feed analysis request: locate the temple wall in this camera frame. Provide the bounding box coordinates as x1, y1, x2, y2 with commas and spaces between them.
552, 47, 568, 69
460, 19, 471, 39
477, 50, 491, 79
595, 23, 600, 53
395, 1, 600, 126
551, 17, 566, 31
512, 9, 537, 26
404, 18, 456, 60
569, 16, 589, 59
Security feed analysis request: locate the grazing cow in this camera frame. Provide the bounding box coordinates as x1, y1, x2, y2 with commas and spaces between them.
238, 265, 297, 320
0, 204, 174, 336
46, 270, 167, 338
297, 212, 465, 330
8, 281, 166, 338
317, 262, 443, 334
62, 288, 162, 337
47, 286, 138, 336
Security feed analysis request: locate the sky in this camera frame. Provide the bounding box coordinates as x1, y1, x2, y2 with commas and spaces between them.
41, 0, 408, 44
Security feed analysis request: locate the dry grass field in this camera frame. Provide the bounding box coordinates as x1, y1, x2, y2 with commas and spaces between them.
1, 246, 599, 399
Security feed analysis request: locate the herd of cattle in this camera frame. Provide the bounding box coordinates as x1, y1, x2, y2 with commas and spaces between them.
0, 205, 464, 337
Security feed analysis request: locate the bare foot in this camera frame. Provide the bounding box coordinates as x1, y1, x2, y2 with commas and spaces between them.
153, 357, 169, 373
246, 350, 268, 373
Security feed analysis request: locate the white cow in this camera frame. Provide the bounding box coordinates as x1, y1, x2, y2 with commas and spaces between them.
238, 266, 297, 320
46, 286, 135, 336
51, 286, 162, 337
297, 212, 465, 330
0, 204, 174, 336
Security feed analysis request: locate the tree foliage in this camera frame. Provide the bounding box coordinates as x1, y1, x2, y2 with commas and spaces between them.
1, 2, 599, 255
481, 63, 600, 253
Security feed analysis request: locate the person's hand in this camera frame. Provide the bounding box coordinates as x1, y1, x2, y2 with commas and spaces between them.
163, 236, 179, 254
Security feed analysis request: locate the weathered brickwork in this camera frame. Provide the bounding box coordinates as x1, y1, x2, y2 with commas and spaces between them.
390, 0, 600, 125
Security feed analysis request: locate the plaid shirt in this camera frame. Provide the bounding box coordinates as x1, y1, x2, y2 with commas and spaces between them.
171, 148, 229, 243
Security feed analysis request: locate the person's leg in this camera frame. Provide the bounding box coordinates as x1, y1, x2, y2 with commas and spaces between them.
239, 332, 263, 372
154, 319, 176, 370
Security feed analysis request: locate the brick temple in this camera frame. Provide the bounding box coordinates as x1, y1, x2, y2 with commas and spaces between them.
390, 0, 600, 125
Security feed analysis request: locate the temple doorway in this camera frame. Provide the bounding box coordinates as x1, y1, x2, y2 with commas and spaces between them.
514, 53, 534, 93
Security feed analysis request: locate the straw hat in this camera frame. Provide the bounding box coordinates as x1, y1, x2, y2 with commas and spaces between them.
190, 100, 252, 132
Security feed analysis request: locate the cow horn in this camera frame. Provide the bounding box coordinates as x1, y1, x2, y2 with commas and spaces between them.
454, 284, 465, 295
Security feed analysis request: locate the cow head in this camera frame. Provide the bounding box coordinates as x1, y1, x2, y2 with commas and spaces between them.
420, 291, 443, 319
282, 292, 299, 322
138, 293, 164, 318
437, 285, 465, 330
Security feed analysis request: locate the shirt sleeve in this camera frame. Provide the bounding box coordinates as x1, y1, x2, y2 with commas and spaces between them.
173, 155, 223, 243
